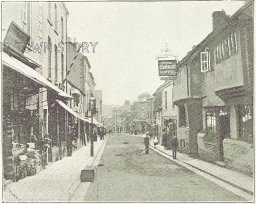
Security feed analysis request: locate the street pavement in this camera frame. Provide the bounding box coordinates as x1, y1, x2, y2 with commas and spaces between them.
82, 133, 246, 202
3, 138, 107, 202
148, 137, 253, 200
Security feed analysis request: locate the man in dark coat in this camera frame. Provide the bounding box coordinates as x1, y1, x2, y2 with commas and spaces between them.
144, 132, 150, 154
93, 129, 97, 141
171, 135, 178, 159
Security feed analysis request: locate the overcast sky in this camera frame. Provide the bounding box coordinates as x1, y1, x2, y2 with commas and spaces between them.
66, 1, 244, 106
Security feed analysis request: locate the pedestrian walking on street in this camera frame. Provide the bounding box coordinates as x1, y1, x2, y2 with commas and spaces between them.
171, 135, 178, 159
144, 132, 150, 154
93, 129, 98, 141
153, 136, 158, 148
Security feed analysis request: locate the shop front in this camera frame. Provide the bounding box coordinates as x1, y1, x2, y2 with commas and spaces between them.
3, 57, 45, 180
197, 105, 230, 162
2, 51, 72, 180
2, 21, 72, 180
174, 97, 203, 156
161, 116, 177, 149
216, 87, 253, 175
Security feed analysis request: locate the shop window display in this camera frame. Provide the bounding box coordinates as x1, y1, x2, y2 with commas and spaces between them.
206, 112, 216, 132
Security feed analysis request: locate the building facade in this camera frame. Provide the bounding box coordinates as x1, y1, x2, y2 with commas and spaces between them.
66, 41, 93, 115
153, 81, 177, 147
2, 2, 104, 180
94, 90, 103, 123
173, 2, 253, 175
66, 40, 100, 148
113, 109, 123, 133
161, 81, 178, 149
2, 1, 72, 178
132, 93, 151, 134
2, 1, 69, 140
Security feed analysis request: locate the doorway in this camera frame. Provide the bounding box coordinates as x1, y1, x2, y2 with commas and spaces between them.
219, 113, 230, 161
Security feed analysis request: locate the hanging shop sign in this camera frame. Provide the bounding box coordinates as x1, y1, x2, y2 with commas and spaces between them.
158, 59, 177, 77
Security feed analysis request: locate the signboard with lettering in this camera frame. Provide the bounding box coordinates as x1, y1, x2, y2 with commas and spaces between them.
160, 76, 176, 81
158, 60, 177, 77
4, 21, 30, 54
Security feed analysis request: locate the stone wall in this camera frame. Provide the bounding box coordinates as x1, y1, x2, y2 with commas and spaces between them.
197, 133, 219, 162
223, 138, 253, 175
177, 127, 189, 154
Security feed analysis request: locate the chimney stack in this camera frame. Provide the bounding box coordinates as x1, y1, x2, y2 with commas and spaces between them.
212, 10, 229, 30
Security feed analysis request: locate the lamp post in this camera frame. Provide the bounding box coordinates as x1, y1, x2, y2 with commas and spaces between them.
89, 95, 96, 157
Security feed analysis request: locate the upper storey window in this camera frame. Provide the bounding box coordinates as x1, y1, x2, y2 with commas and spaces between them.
214, 32, 238, 64
200, 48, 210, 72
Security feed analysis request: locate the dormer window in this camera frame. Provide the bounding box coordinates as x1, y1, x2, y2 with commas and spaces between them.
200, 48, 210, 72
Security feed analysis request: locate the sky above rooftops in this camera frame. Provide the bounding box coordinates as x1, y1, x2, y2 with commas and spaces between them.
66, 1, 244, 106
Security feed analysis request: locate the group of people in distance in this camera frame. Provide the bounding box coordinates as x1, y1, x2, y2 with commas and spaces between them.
143, 131, 178, 159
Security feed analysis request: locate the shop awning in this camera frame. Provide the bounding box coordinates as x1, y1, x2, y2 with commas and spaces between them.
86, 117, 103, 127
56, 100, 80, 118
202, 95, 225, 108
56, 100, 92, 123
2, 52, 72, 99
79, 117, 91, 123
